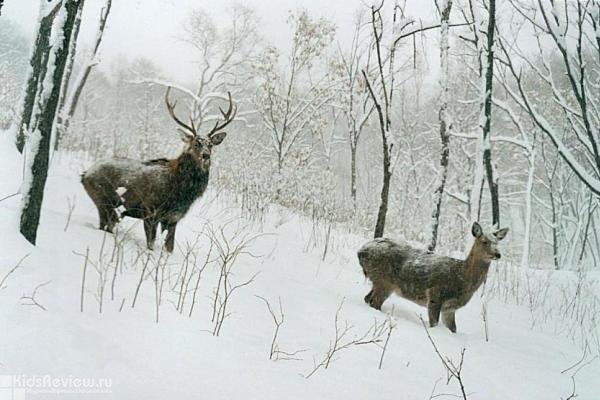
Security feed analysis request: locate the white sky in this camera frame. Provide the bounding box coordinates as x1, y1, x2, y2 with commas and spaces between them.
3, 0, 440, 84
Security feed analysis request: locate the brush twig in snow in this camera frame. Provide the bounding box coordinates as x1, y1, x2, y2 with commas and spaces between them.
21, 280, 52, 311
305, 300, 387, 379
0, 254, 28, 291
419, 315, 469, 400
255, 295, 305, 361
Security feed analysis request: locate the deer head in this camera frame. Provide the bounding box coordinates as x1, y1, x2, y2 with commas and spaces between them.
165, 87, 236, 171
471, 222, 509, 261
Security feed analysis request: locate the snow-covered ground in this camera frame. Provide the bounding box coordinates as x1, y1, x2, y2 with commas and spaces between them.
1, 137, 599, 399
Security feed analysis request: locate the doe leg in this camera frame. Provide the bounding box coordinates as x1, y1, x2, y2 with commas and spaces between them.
367, 283, 392, 311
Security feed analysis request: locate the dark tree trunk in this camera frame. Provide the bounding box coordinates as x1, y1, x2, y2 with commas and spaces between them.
15, 2, 62, 153
54, 0, 85, 151
482, 0, 499, 226
20, 0, 81, 245
374, 151, 391, 238
578, 193, 595, 263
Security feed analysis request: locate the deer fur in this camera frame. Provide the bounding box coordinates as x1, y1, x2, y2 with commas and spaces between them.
81, 88, 234, 252
357, 222, 508, 332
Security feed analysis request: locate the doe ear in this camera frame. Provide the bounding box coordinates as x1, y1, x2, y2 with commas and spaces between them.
210, 131, 227, 146
494, 227, 509, 240
471, 222, 483, 238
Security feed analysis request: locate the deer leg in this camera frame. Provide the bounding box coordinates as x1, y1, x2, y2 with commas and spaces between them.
97, 205, 118, 233
364, 289, 374, 305
427, 300, 442, 327
143, 219, 158, 250
367, 283, 391, 311
161, 222, 177, 253
97, 206, 109, 231
105, 208, 119, 232
442, 310, 456, 333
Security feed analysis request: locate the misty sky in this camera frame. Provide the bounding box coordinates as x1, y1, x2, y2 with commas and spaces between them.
3, 0, 440, 84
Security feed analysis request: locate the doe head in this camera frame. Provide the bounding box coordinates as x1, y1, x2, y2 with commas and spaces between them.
165, 87, 235, 170
471, 222, 509, 261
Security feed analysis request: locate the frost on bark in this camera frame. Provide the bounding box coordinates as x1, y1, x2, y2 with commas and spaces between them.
14, 1, 62, 153
428, 0, 453, 252
20, 0, 81, 245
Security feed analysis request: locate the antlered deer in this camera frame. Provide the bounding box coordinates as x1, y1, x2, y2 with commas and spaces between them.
357, 222, 508, 333
81, 88, 236, 252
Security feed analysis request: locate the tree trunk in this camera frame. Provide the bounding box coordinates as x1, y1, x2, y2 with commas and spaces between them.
14, 1, 62, 153
482, 0, 499, 226
374, 149, 391, 238
350, 142, 357, 210
428, 0, 453, 252
520, 148, 535, 268
54, 0, 85, 151
549, 185, 559, 270
20, 0, 81, 245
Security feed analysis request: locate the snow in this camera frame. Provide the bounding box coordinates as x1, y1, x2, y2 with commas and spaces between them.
1, 147, 599, 399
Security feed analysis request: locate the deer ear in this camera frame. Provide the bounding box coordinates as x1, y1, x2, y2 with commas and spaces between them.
210, 132, 227, 146
494, 228, 509, 240
178, 129, 194, 143
471, 222, 483, 238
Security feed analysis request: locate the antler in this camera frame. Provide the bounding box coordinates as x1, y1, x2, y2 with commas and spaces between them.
165, 87, 197, 137
207, 92, 237, 138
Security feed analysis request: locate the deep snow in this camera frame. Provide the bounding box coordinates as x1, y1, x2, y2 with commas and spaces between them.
1, 136, 599, 399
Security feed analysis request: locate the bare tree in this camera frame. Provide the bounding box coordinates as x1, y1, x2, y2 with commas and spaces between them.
254, 9, 336, 174
334, 10, 375, 209
499, 0, 600, 197
181, 4, 258, 126
362, 2, 401, 238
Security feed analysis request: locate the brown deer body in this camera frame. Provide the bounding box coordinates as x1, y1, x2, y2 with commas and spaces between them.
81, 89, 235, 252
357, 222, 508, 332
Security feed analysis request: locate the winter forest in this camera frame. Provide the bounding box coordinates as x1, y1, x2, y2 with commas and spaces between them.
0, 0, 599, 398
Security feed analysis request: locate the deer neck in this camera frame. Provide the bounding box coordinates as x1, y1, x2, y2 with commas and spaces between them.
167, 152, 210, 203
464, 246, 491, 289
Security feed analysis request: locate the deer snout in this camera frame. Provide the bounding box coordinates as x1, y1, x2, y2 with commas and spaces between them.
202, 153, 210, 160
493, 252, 501, 260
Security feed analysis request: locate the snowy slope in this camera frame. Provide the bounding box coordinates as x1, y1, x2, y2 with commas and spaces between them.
1, 138, 599, 399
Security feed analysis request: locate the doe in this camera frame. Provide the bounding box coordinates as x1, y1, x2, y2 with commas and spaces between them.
81, 88, 235, 252
357, 222, 508, 332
